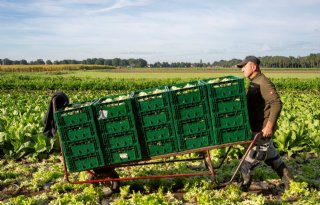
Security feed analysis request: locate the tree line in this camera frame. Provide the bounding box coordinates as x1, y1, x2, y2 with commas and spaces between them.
212, 53, 320, 68
1, 53, 320, 68
0, 58, 148, 68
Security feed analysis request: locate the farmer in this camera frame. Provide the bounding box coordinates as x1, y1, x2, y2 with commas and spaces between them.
236, 56, 293, 191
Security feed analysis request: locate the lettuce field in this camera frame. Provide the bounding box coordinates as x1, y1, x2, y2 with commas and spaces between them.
0, 73, 320, 204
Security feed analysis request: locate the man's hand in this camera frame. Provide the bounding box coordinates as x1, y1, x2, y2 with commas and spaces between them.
262, 126, 273, 138
262, 121, 274, 138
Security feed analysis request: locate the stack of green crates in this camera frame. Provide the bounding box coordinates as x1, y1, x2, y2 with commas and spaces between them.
54, 102, 105, 172
202, 76, 251, 144
54, 76, 251, 172
168, 81, 214, 151
134, 87, 178, 157
92, 93, 143, 165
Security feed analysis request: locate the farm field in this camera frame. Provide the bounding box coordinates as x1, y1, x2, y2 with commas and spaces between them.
0, 70, 320, 204
8, 68, 320, 79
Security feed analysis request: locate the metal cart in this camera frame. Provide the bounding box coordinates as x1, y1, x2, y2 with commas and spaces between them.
53, 76, 256, 188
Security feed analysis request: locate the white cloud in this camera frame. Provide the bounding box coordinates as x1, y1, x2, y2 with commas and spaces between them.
87, 0, 151, 14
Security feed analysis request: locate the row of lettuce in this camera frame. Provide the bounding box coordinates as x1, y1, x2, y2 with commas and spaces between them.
0, 74, 320, 92
0, 76, 319, 160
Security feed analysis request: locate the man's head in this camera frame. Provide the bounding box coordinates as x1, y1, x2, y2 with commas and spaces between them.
237, 56, 261, 79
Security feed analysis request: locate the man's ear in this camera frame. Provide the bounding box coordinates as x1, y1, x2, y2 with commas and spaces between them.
252, 64, 258, 72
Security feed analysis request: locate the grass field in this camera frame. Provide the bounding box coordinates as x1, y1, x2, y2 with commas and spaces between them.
10, 68, 320, 79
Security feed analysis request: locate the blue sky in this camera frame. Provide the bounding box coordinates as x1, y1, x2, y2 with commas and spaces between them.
0, 0, 319, 63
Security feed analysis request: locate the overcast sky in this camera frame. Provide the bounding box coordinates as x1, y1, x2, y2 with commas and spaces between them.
0, 0, 319, 63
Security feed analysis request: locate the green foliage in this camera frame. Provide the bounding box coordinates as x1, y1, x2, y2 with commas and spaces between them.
1, 155, 320, 204
0, 78, 319, 161
184, 183, 266, 205
53, 185, 100, 205
0, 74, 183, 91
274, 93, 320, 156
0, 74, 319, 204
1, 74, 320, 91
132, 189, 169, 205
0, 91, 55, 159
6, 194, 49, 205
273, 78, 320, 92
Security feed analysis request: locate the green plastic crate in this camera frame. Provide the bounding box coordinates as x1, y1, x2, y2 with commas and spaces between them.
93, 93, 138, 136
98, 117, 136, 135
179, 131, 212, 150
168, 80, 206, 106
203, 76, 246, 100
134, 87, 170, 112
59, 122, 98, 142
212, 110, 249, 130
54, 103, 95, 127
93, 93, 134, 120
215, 126, 252, 145
172, 103, 209, 122
101, 131, 139, 149
146, 139, 177, 156
139, 110, 172, 128
141, 124, 178, 156
175, 117, 213, 151
105, 145, 142, 165
177, 117, 212, 135
63, 138, 102, 157
210, 95, 247, 114
143, 124, 175, 143
66, 152, 105, 172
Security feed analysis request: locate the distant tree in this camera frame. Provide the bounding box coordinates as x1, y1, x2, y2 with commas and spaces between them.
91, 58, 97, 65
86, 58, 93, 65
3, 58, 13, 65
112, 58, 121, 67
104, 59, 112, 66
120, 59, 129, 67
136, 58, 147, 67
162, 62, 170, 67
46, 60, 53, 65
128, 58, 137, 67
171, 62, 177, 67
0, 59, 2, 65
60, 59, 68, 64
95, 58, 105, 65
153, 61, 161, 67
35, 59, 45, 65
20, 59, 28, 65
70, 59, 79, 64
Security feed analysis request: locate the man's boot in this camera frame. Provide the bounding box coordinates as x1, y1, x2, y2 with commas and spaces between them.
240, 172, 252, 192
275, 163, 293, 190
